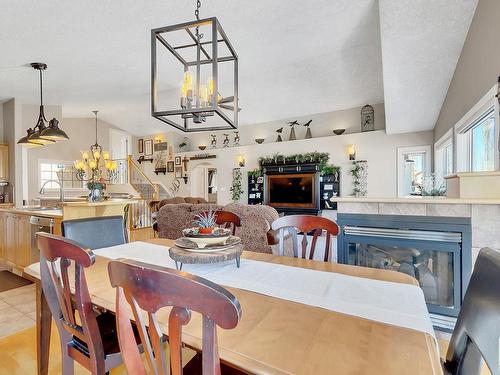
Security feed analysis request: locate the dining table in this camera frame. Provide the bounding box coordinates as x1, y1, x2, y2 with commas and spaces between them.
24, 238, 442, 375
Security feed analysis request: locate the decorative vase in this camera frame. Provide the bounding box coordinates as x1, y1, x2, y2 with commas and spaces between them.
88, 187, 104, 202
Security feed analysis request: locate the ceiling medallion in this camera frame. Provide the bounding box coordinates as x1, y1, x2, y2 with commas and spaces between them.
17, 63, 69, 147
151, 0, 240, 132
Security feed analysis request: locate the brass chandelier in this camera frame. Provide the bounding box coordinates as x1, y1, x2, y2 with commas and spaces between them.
17, 63, 69, 147
151, 0, 239, 132
73, 111, 117, 183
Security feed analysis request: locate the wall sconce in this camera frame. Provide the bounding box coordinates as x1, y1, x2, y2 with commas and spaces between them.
154, 135, 162, 143
347, 144, 356, 160
238, 155, 246, 167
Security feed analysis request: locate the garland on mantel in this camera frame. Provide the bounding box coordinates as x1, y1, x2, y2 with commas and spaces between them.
257, 152, 340, 176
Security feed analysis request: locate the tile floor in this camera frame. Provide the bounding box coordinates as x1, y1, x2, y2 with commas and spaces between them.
0, 284, 36, 338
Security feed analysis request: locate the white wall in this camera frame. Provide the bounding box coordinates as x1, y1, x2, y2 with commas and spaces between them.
185, 103, 386, 149
136, 129, 433, 205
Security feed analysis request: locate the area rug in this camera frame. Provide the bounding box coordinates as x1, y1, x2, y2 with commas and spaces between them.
0, 271, 32, 293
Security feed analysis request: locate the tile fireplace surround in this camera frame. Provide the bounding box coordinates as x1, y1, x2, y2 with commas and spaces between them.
331, 197, 500, 266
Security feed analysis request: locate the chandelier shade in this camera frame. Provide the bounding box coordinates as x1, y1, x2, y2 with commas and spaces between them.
151, 13, 239, 132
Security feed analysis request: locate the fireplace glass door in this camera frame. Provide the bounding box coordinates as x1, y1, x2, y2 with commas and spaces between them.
343, 227, 462, 316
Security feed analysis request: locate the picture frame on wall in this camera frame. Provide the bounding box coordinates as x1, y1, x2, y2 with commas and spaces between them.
167, 161, 174, 172
138, 139, 144, 154
175, 166, 182, 178
144, 140, 153, 156
154, 141, 168, 152
174, 156, 181, 165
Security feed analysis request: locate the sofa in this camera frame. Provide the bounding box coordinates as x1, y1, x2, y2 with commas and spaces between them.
154, 201, 281, 254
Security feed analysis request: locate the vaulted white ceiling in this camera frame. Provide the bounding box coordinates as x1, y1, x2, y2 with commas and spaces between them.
0, 0, 476, 136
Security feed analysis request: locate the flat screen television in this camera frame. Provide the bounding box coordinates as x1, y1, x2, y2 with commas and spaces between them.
265, 173, 317, 209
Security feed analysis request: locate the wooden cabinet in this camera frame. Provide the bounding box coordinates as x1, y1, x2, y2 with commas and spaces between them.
0, 145, 8, 181
0, 212, 32, 270
0, 212, 5, 259
4, 213, 18, 265
16, 215, 31, 267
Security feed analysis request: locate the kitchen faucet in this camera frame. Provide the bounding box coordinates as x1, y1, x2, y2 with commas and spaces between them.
39, 179, 64, 203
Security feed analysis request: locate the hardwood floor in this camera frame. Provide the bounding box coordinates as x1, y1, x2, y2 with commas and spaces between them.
0, 321, 198, 374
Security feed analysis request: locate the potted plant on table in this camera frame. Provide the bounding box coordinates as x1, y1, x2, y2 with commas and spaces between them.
193, 208, 218, 234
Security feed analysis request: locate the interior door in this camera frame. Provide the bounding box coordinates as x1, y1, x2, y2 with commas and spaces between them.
109, 129, 131, 160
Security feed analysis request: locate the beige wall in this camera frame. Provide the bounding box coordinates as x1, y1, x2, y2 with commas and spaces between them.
434, 0, 500, 141
2, 99, 23, 205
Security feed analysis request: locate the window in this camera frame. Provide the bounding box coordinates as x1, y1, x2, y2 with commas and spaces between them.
435, 131, 453, 180
470, 109, 495, 171
39, 161, 83, 191
455, 85, 499, 172
397, 146, 431, 197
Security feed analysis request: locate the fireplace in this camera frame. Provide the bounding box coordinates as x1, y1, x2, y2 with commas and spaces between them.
337, 214, 472, 328
263, 163, 320, 215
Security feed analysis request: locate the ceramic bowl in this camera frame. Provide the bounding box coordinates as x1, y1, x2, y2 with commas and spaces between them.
185, 235, 230, 248
198, 145, 207, 150
255, 138, 265, 144
333, 129, 346, 135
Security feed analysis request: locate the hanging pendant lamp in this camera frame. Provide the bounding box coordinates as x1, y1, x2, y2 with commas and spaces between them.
151, 0, 239, 132
17, 63, 69, 147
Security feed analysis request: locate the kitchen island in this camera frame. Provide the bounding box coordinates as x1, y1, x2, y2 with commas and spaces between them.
0, 199, 136, 273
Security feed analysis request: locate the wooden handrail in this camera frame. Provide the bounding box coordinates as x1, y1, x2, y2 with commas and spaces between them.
127, 156, 159, 199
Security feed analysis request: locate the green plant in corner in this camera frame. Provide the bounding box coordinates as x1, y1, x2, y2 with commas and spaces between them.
230, 168, 243, 201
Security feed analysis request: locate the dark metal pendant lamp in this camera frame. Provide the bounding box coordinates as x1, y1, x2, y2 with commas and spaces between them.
17, 63, 69, 147
151, 0, 239, 132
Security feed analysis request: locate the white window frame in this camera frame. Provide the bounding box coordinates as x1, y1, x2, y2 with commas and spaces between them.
434, 128, 454, 178
38, 159, 86, 195
397, 145, 432, 197
454, 84, 500, 172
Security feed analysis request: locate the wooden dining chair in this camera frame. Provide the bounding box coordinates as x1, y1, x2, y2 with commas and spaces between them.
108, 258, 242, 375
443, 247, 500, 375
61, 215, 127, 249
36, 232, 141, 375
271, 215, 339, 261
200, 209, 241, 235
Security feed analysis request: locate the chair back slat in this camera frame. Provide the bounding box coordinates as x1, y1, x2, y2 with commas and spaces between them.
108, 259, 242, 375
200, 210, 241, 235
271, 215, 339, 261
169, 306, 191, 375
115, 288, 147, 375
444, 247, 500, 375
36, 232, 105, 373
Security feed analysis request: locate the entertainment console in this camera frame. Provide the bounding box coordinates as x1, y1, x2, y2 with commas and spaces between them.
262, 163, 321, 215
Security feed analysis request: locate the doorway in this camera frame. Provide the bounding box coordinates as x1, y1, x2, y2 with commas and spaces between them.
190, 163, 217, 203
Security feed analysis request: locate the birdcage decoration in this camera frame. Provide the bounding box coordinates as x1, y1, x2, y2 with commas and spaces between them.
361, 105, 375, 132
151, 1, 239, 132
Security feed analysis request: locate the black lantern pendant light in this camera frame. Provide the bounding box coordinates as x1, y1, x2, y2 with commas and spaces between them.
17, 63, 69, 147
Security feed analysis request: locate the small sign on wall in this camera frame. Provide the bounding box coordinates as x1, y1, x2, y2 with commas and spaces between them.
154, 141, 168, 152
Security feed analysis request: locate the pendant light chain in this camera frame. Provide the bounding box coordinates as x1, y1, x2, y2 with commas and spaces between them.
195, 0, 203, 40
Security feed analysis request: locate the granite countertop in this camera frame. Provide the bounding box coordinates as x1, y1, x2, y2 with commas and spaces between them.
0, 206, 63, 218
61, 199, 138, 207
330, 196, 500, 205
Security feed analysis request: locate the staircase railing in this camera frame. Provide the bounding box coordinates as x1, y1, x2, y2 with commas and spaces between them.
127, 156, 159, 201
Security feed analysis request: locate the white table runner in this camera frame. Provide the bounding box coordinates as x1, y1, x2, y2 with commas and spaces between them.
94, 241, 436, 339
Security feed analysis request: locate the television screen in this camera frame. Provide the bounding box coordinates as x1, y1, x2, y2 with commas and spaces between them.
267, 174, 315, 208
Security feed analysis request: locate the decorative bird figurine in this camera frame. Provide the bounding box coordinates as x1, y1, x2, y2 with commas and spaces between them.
288, 120, 298, 141
276, 127, 283, 142
303, 119, 313, 139
233, 131, 240, 146
223, 133, 230, 147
